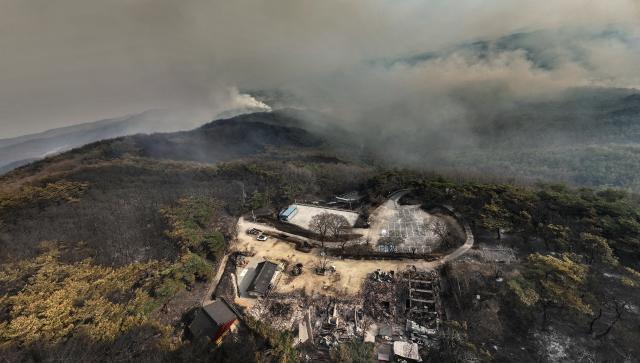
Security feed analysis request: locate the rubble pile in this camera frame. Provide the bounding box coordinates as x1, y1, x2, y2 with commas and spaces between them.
362, 268, 444, 361
244, 267, 444, 362
269, 301, 292, 317
363, 269, 398, 323
314, 300, 364, 349
247, 296, 307, 331
402, 270, 442, 347
291, 263, 303, 276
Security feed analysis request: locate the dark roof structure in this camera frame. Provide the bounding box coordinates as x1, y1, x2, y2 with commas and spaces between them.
189, 299, 239, 339
247, 261, 278, 296
203, 299, 238, 324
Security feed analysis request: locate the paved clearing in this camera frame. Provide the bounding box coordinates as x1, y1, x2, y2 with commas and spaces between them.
287, 204, 360, 230
379, 205, 439, 253
365, 191, 444, 253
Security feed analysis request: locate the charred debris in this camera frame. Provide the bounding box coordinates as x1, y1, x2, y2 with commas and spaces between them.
243, 267, 443, 361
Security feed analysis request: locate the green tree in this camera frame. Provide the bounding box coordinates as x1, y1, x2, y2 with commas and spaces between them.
508, 253, 591, 328
539, 224, 571, 251
580, 233, 618, 266
248, 190, 268, 210
161, 196, 221, 253
432, 321, 491, 363
479, 201, 511, 239
203, 231, 225, 260
245, 317, 297, 363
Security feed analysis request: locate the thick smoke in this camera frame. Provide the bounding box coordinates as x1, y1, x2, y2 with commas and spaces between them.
1, 0, 639, 141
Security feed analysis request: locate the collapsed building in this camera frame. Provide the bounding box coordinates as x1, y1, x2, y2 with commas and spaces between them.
273, 268, 443, 359
360, 268, 443, 360
405, 270, 441, 340
393, 341, 423, 362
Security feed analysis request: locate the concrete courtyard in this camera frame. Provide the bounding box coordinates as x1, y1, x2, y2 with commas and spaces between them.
287, 204, 360, 230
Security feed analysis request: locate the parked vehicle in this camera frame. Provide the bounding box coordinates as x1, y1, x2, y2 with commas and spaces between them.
256, 234, 268, 241
295, 241, 313, 253
247, 228, 261, 235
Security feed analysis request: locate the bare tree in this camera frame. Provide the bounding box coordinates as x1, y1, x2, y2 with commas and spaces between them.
589, 299, 628, 338
430, 218, 448, 239
339, 236, 363, 252
316, 250, 331, 274
328, 214, 351, 238
429, 217, 452, 248
309, 213, 330, 244
309, 213, 350, 245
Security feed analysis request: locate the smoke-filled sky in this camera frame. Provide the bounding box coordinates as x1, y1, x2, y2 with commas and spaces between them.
1, 0, 639, 138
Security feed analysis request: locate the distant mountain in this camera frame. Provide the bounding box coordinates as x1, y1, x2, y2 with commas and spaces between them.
0, 110, 330, 180
385, 28, 635, 70
0, 106, 269, 175
0, 110, 190, 173
128, 111, 326, 163
0, 158, 38, 175
4, 87, 640, 191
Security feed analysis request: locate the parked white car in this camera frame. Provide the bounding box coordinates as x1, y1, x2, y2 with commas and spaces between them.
256, 234, 268, 241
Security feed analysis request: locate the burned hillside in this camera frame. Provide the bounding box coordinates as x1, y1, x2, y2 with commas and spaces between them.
0, 119, 639, 362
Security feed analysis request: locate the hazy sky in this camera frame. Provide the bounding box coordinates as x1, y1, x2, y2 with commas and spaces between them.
1, 0, 638, 138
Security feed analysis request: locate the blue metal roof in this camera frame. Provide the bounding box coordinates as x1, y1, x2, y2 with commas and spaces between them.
279, 205, 297, 217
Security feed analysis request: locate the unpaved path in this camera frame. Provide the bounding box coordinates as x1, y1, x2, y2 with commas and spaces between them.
239, 218, 313, 243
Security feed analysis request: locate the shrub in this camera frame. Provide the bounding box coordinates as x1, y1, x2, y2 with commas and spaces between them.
245, 317, 297, 363
203, 231, 225, 259
330, 340, 375, 363
161, 196, 220, 252
178, 253, 213, 284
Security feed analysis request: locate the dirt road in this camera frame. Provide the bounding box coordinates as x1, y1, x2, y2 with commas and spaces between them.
238, 218, 313, 243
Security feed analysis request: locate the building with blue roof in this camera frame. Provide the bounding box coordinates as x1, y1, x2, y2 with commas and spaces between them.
279, 205, 298, 221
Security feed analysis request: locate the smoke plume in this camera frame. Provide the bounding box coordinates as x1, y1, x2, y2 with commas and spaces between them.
1, 0, 639, 145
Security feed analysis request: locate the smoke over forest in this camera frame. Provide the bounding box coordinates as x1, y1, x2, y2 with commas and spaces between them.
2, 1, 640, 187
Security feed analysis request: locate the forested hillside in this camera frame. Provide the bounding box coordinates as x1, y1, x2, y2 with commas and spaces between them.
441, 89, 640, 190
0, 116, 373, 361
0, 112, 639, 361
369, 171, 640, 361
